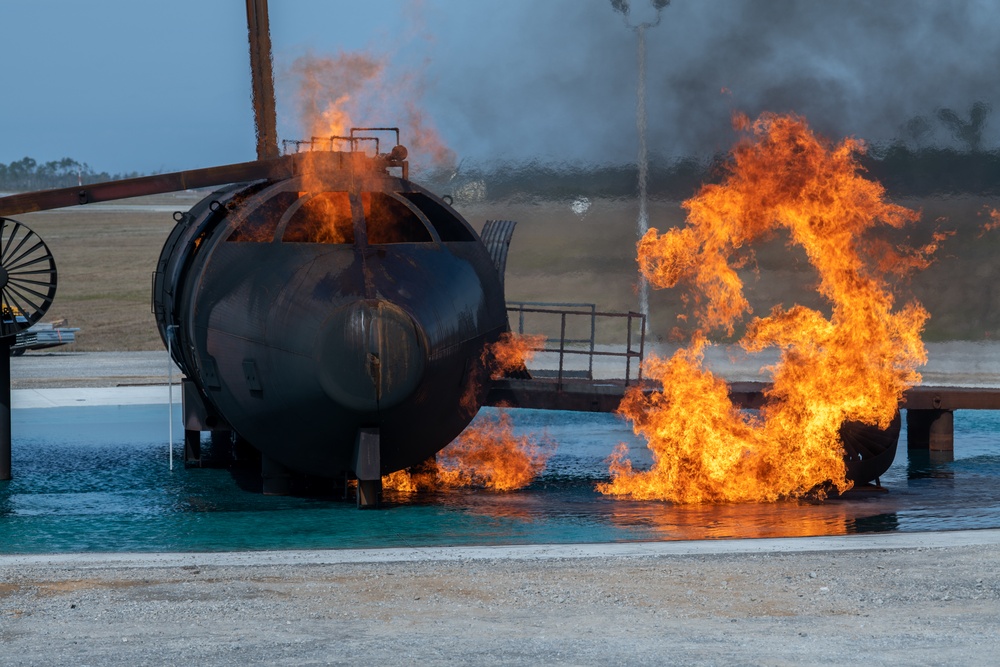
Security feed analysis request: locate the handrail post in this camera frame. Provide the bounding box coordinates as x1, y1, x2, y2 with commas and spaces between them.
558, 312, 567, 391
638, 312, 646, 382
588, 304, 596, 380
167, 325, 178, 471
625, 313, 634, 386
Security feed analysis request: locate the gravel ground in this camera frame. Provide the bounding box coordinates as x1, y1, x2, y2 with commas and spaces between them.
2, 536, 999, 666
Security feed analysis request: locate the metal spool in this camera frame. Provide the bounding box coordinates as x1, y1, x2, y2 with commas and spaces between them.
0, 218, 57, 339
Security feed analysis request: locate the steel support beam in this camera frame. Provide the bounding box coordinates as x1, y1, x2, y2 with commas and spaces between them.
354, 428, 381, 508
906, 408, 955, 455
0, 157, 297, 217
262, 455, 292, 496
245, 0, 279, 161
184, 430, 203, 467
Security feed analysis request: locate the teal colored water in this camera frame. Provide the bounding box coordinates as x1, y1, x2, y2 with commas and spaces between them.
2, 405, 999, 553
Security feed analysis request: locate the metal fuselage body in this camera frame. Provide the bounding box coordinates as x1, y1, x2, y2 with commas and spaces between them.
154, 156, 507, 479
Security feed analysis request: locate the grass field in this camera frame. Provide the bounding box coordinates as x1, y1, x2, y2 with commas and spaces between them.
10, 190, 1000, 352
15, 193, 202, 351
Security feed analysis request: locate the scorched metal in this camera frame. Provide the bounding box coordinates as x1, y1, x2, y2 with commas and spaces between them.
152, 147, 509, 506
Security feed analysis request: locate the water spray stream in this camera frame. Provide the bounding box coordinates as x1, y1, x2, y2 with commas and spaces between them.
636, 23, 650, 319
612, 0, 671, 321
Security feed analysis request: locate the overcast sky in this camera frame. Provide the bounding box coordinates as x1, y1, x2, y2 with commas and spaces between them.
2, 0, 1000, 174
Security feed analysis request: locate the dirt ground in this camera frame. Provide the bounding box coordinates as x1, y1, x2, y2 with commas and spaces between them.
1, 536, 998, 666
14, 193, 201, 352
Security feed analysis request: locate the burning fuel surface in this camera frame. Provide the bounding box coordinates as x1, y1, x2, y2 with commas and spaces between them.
384, 332, 553, 493
599, 113, 934, 504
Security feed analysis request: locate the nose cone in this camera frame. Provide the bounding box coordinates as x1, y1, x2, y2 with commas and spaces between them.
316, 300, 426, 412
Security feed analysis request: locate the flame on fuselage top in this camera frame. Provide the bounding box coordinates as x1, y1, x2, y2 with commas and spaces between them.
289, 51, 455, 187
598, 113, 932, 504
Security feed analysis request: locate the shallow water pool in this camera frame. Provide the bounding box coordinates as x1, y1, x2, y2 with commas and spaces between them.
1, 405, 998, 553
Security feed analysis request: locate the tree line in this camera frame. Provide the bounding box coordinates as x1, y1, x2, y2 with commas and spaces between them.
0, 157, 144, 191
424, 147, 1000, 204
427, 102, 1000, 202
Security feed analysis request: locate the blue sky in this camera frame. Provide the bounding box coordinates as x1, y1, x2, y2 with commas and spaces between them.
2, 1, 1000, 174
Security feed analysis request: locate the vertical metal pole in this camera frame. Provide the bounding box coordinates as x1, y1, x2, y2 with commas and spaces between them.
588, 305, 596, 380
635, 23, 650, 322
0, 339, 11, 481
557, 313, 567, 391
637, 312, 646, 383
167, 326, 177, 471
246, 0, 279, 160
625, 314, 633, 387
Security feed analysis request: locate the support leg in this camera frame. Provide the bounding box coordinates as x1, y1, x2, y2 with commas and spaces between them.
357, 479, 382, 508
184, 429, 202, 467
353, 428, 381, 509
906, 410, 955, 467
906, 409, 954, 462
261, 455, 291, 496
0, 339, 11, 481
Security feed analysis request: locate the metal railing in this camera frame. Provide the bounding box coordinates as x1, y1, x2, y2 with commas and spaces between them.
281, 127, 401, 157
505, 302, 646, 389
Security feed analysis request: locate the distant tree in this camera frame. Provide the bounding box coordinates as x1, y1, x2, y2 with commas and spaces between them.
0, 156, 145, 191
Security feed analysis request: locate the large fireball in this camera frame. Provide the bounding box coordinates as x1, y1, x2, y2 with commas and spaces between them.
599, 113, 934, 504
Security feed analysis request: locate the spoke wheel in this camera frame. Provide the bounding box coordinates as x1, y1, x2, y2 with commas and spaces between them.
0, 217, 57, 339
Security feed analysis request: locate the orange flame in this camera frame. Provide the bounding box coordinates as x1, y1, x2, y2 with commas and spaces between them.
599, 113, 929, 504
981, 208, 1000, 236
285, 51, 457, 244
291, 52, 383, 142
385, 333, 551, 493
486, 331, 545, 380
460, 331, 545, 415
382, 409, 552, 492
289, 52, 455, 173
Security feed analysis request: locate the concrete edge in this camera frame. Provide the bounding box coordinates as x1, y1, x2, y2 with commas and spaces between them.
12, 386, 177, 409
3, 528, 999, 570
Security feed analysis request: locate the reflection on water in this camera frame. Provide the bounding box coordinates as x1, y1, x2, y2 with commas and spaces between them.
1, 405, 999, 553
907, 449, 956, 479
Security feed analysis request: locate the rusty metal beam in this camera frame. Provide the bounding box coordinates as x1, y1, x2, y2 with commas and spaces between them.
0, 157, 297, 217
487, 378, 1000, 413
246, 0, 279, 161
902, 386, 1000, 410
487, 378, 632, 413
